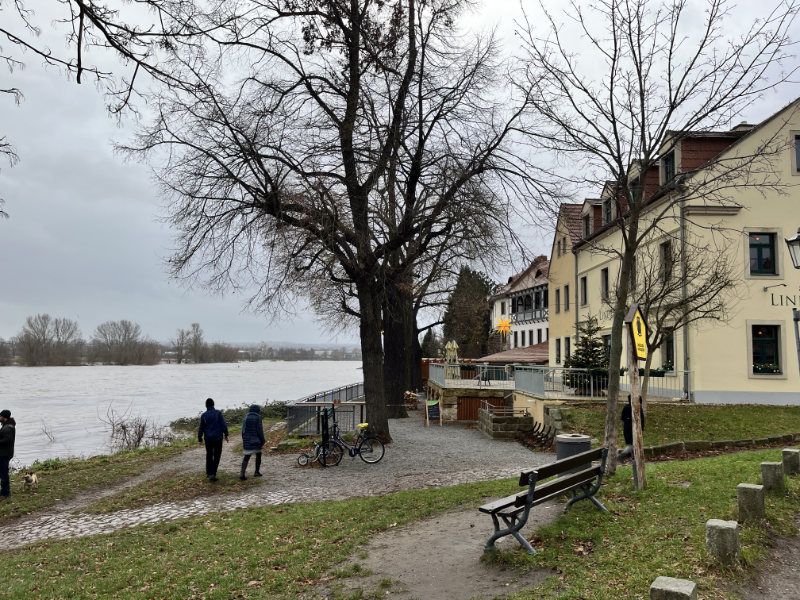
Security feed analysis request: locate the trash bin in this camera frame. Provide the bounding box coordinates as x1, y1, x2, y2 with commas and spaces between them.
556, 433, 592, 475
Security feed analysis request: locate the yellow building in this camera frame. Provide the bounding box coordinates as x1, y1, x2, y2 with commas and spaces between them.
548, 99, 800, 404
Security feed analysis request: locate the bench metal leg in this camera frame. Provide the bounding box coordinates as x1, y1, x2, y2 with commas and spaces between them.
564, 484, 609, 514
484, 513, 537, 555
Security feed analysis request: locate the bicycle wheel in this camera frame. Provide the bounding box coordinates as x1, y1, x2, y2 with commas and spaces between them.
297, 453, 310, 467
358, 436, 385, 464
320, 440, 344, 466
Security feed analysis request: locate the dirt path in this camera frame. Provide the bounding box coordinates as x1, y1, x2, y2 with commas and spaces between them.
737, 516, 800, 600
311, 505, 562, 600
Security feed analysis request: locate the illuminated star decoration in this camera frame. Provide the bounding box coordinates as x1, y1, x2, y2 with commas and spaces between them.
495, 317, 511, 337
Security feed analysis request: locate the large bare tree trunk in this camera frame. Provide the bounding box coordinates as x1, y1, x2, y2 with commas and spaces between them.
383, 286, 408, 419
358, 283, 391, 441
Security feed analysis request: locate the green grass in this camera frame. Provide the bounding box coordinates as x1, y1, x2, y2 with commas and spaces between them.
3, 479, 512, 599
3, 449, 799, 599
0, 439, 194, 520
561, 403, 800, 445
493, 449, 800, 600
84, 470, 262, 513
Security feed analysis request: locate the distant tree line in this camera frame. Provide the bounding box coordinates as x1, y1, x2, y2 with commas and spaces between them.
0, 315, 360, 366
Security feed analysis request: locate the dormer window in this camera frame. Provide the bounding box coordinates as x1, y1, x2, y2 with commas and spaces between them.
603, 200, 612, 224
583, 214, 591, 238
630, 177, 641, 201
663, 151, 676, 182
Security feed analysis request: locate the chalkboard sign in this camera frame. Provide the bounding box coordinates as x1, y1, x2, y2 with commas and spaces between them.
425, 400, 442, 427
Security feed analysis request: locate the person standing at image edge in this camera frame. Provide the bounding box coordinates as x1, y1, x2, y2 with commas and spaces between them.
239, 404, 265, 480
0, 409, 16, 500
198, 398, 228, 482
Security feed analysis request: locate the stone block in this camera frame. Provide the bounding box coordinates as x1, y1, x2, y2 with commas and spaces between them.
737, 483, 765, 522
761, 462, 785, 493
767, 435, 782, 443
782, 449, 800, 475
684, 440, 711, 452
711, 439, 736, 448
649, 576, 697, 600
706, 519, 739, 565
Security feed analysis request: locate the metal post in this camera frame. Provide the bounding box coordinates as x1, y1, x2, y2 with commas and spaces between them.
793, 308, 800, 376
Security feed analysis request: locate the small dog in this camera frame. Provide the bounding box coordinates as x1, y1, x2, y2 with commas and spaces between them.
22, 471, 38, 491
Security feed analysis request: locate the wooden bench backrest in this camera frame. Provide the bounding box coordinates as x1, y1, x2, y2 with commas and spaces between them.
518, 446, 607, 486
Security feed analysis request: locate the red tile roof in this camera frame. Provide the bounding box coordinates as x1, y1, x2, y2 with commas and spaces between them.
478, 342, 549, 364
559, 203, 584, 245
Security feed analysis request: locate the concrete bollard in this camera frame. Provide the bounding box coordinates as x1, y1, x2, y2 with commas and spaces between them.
737, 483, 765, 522
649, 576, 697, 600
782, 449, 800, 475
761, 461, 785, 493
706, 519, 739, 565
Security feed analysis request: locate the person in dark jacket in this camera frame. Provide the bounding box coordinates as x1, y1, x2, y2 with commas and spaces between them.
0, 409, 16, 500
619, 395, 645, 460
239, 404, 265, 480
198, 398, 228, 482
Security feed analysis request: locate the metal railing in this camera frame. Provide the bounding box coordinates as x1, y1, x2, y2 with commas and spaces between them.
510, 308, 548, 323
514, 366, 690, 401
480, 399, 529, 417
286, 382, 366, 436
428, 362, 515, 389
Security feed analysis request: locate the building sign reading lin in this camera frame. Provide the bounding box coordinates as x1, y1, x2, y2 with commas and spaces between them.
625, 304, 648, 361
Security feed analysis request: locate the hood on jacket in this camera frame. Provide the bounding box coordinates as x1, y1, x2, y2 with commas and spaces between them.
248, 405, 261, 414
2, 418, 15, 427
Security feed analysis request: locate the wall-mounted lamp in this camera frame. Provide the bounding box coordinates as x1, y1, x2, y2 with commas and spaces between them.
763, 283, 788, 292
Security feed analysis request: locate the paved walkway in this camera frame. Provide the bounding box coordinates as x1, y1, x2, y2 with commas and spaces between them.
3, 412, 553, 550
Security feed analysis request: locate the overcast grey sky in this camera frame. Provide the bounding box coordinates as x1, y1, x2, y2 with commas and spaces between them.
0, 0, 796, 346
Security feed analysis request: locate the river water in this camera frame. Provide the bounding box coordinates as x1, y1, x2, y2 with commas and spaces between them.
1, 360, 362, 467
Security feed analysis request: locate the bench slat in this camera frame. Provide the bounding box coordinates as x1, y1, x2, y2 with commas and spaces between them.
518, 466, 601, 507
478, 494, 519, 514
518, 447, 604, 485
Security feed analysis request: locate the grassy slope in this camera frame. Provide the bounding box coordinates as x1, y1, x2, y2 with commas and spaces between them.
3, 449, 799, 600
561, 404, 800, 445
3, 406, 800, 599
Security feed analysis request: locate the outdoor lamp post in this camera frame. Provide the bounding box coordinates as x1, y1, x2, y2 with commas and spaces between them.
784, 228, 800, 375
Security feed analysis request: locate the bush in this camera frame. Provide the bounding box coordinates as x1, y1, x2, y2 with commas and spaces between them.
170, 401, 288, 432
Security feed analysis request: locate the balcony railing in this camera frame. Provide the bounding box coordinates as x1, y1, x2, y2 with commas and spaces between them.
514, 366, 691, 401
429, 363, 691, 401
428, 362, 515, 389
510, 308, 548, 323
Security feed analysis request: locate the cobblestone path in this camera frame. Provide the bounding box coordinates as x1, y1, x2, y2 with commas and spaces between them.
3, 413, 552, 550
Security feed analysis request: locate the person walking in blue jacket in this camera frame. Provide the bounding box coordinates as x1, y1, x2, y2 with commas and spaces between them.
198, 398, 228, 482
239, 404, 265, 480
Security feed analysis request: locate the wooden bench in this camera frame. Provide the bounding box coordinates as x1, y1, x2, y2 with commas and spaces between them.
478, 446, 609, 554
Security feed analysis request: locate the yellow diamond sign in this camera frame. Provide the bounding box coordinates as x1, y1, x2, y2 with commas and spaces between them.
625, 304, 648, 361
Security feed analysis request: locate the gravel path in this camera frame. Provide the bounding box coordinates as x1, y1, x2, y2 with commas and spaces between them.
2, 412, 554, 550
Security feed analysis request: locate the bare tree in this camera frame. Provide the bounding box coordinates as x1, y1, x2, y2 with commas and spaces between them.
52, 317, 84, 365
518, 0, 798, 473
171, 328, 190, 364
0, 337, 10, 365
17, 313, 54, 366
102, 0, 547, 440
89, 319, 158, 365
188, 323, 205, 364
627, 233, 740, 407
14, 314, 84, 365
